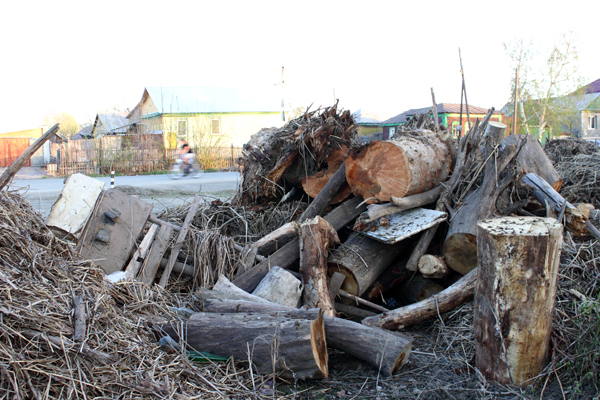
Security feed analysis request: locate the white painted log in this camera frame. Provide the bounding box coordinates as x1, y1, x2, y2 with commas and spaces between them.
252, 266, 303, 307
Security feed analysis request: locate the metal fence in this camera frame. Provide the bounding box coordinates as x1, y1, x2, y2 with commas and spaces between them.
55, 145, 243, 176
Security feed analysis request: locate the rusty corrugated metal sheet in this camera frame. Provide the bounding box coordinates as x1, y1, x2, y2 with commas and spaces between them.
0, 138, 31, 167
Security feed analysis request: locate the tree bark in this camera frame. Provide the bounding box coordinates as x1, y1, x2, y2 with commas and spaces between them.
346, 131, 452, 203
474, 217, 563, 387
362, 268, 477, 330
516, 135, 562, 191
251, 222, 297, 256
233, 196, 367, 292
161, 311, 328, 379
202, 299, 412, 376
302, 148, 352, 204
328, 232, 406, 296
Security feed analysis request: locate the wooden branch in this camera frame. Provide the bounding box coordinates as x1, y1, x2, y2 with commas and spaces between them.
124, 223, 159, 279
362, 269, 477, 330
418, 255, 450, 279
21, 329, 113, 365
159, 194, 201, 288
0, 124, 59, 190
298, 161, 349, 223
72, 295, 86, 342
356, 184, 444, 225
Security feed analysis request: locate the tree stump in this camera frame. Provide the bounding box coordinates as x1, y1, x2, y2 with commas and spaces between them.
474, 217, 563, 387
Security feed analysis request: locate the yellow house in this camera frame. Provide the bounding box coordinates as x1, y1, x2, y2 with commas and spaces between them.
127, 87, 285, 149
0, 127, 45, 139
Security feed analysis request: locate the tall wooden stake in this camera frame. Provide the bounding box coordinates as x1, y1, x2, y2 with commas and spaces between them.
458, 48, 471, 134
512, 67, 519, 135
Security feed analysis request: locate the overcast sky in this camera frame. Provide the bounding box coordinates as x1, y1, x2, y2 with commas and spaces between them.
1, 0, 598, 133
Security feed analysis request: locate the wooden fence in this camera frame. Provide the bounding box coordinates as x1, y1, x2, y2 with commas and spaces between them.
50, 139, 243, 176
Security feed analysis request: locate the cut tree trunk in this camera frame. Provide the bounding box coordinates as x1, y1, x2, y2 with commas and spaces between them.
202, 299, 412, 376
233, 196, 367, 292
443, 132, 522, 275
161, 311, 328, 379
362, 268, 477, 330
398, 274, 445, 304
474, 217, 563, 387
516, 135, 562, 191
300, 216, 340, 317
328, 232, 406, 296
346, 131, 452, 203
252, 266, 302, 307
418, 255, 449, 279
251, 222, 297, 256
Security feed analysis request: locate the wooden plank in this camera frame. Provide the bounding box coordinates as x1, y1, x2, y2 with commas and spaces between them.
124, 223, 160, 279
158, 194, 201, 288
77, 189, 154, 274
139, 224, 174, 285
0, 124, 59, 190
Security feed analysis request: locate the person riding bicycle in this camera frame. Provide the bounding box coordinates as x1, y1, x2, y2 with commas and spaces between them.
176, 141, 195, 174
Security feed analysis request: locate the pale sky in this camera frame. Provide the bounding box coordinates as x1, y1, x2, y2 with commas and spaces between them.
0, 0, 598, 134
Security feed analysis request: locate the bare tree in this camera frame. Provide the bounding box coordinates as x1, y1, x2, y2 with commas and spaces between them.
505, 32, 585, 141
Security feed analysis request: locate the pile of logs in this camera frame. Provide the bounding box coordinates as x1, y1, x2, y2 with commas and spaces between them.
162, 108, 598, 383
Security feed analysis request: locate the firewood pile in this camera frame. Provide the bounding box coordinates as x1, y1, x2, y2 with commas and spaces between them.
1, 114, 599, 398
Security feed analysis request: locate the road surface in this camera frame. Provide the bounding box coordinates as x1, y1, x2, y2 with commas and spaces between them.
8, 172, 241, 217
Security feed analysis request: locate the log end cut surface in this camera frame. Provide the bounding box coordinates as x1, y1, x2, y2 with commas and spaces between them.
310, 312, 329, 378
346, 141, 412, 202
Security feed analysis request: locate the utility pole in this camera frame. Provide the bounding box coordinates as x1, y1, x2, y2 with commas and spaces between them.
512, 67, 519, 135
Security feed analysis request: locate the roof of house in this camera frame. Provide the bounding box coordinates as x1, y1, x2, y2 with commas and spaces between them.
575, 78, 600, 95
352, 109, 392, 125
383, 103, 498, 125
93, 113, 129, 134
143, 87, 281, 114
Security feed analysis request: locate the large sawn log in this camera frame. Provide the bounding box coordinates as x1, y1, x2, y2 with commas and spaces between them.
161, 311, 328, 379
345, 131, 452, 203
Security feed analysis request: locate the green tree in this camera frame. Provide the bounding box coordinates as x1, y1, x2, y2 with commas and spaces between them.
504, 33, 585, 141
43, 112, 80, 138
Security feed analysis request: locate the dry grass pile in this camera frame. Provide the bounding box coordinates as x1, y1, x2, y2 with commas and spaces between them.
545, 137, 600, 208
156, 199, 306, 290
0, 190, 276, 399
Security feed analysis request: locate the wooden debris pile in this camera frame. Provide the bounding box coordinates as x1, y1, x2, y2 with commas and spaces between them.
234, 102, 357, 206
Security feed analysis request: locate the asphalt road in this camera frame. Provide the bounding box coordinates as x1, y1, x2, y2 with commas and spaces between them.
9, 172, 241, 217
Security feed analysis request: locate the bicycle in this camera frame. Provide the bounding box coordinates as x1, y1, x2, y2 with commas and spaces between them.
169, 158, 204, 179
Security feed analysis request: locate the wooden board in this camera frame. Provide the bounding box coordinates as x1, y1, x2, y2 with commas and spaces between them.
360, 208, 447, 244
76, 189, 153, 274
46, 173, 105, 238
139, 224, 174, 285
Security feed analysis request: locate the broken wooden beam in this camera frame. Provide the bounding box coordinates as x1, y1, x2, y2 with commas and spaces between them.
0, 124, 59, 190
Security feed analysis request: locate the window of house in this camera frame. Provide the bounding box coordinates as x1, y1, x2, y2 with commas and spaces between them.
389, 127, 396, 136
178, 120, 187, 138
590, 115, 598, 130
212, 119, 221, 135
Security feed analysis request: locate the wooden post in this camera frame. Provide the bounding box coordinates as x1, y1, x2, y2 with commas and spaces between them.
474, 217, 563, 387
0, 124, 59, 190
